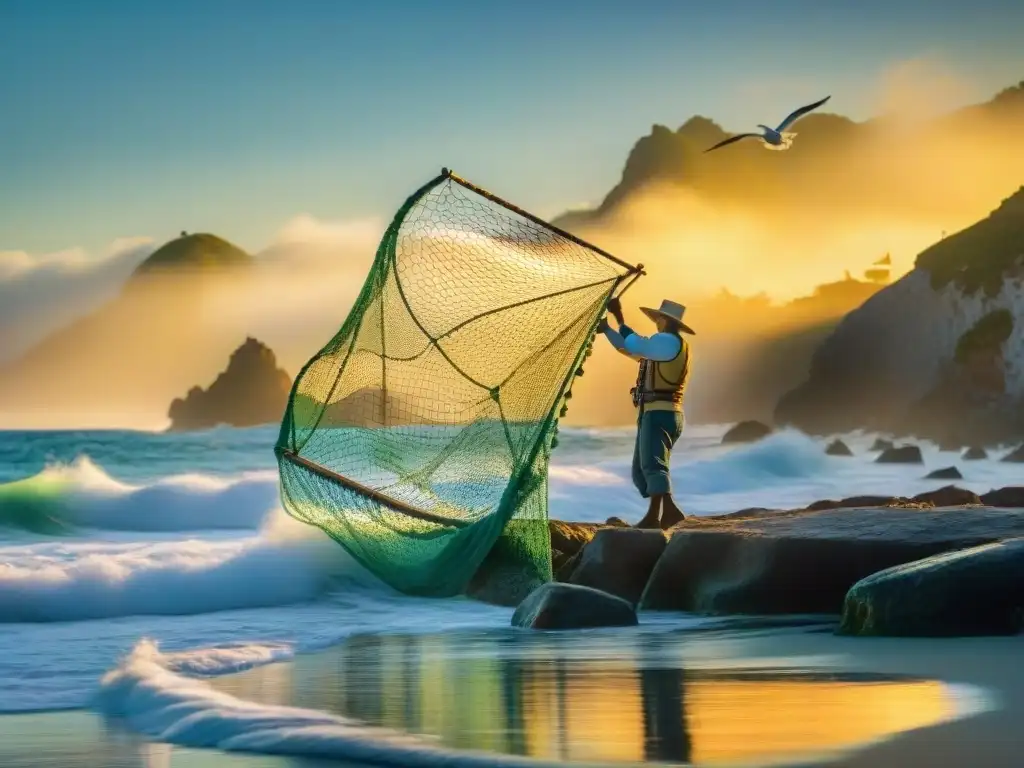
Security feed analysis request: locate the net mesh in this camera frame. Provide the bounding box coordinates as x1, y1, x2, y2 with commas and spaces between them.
275, 172, 640, 597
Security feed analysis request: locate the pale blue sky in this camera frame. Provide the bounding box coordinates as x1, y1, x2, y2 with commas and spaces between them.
2, 0, 1023, 256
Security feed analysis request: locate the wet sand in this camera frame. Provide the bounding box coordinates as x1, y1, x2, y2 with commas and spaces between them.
2, 619, 1020, 767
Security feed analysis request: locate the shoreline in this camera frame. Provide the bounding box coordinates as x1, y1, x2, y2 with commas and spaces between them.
3, 622, 1021, 767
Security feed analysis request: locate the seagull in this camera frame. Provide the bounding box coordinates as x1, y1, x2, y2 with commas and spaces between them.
704, 96, 831, 153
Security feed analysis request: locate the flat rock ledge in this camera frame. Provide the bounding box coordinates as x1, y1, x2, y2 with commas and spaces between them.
532, 485, 1024, 636
512, 582, 638, 631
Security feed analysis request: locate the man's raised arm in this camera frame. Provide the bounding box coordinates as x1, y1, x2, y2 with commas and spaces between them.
598, 297, 680, 362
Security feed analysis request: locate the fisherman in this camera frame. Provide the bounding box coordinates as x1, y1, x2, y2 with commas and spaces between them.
597, 296, 693, 530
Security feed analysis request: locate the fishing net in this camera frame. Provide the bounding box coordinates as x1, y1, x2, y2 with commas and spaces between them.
275, 170, 642, 598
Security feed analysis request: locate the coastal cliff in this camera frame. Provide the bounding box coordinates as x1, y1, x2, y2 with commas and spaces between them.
775, 186, 1024, 445
0, 232, 253, 425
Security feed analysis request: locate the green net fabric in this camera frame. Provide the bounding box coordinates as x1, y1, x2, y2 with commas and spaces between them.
275, 171, 641, 597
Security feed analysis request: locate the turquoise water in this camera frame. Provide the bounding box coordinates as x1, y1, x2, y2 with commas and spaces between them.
0, 425, 280, 484
0, 424, 1015, 765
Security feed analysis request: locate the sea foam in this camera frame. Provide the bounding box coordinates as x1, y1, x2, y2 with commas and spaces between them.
0, 510, 374, 623
95, 639, 569, 767
0, 455, 278, 534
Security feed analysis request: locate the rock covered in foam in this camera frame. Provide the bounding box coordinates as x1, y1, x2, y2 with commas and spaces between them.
841, 538, 1024, 637
512, 582, 637, 630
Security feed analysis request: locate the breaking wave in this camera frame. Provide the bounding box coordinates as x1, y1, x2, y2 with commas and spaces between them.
0, 456, 278, 534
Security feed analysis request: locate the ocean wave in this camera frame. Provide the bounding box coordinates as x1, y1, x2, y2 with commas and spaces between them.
0, 455, 278, 534
95, 639, 572, 767
0, 512, 379, 623
548, 428, 833, 517
672, 429, 829, 494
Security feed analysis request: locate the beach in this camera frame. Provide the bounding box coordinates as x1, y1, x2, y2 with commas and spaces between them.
1, 423, 1022, 765
1, 622, 1021, 767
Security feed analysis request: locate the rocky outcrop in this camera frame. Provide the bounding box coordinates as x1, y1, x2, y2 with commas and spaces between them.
1002, 444, 1024, 462
876, 445, 923, 464
982, 487, 1024, 506
841, 538, 1024, 637
548, 520, 603, 581
568, 528, 667, 606
639, 504, 1024, 616
722, 420, 772, 444
825, 439, 853, 456
964, 446, 989, 460
167, 337, 291, 431
926, 466, 963, 480
525, 483, 1024, 634
871, 438, 895, 452
0, 232, 254, 426
512, 583, 638, 630
775, 188, 1024, 446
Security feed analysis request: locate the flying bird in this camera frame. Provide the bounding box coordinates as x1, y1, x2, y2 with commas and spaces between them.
703, 96, 831, 153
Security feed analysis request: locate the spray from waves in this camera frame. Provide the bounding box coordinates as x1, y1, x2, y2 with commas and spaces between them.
0, 510, 388, 623
0, 455, 279, 535
548, 428, 833, 519
95, 639, 571, 768
672, 429, 830, 494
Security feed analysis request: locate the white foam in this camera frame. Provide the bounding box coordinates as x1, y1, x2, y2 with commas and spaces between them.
0, 511, 373, 623
95, 639, 569, 767
550, 426, 1024, 519
3, 455, 279, 532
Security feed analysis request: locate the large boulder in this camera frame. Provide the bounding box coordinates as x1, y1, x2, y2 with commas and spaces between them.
981, 487, 1024, 507
841, 538, 1024, 637
722, 420, 772, 444
963, 446, 989, 460
876, 445, 923, 464
512, 583, 638, 630
549, 520, 609, 583
870, 438, 895, 452
167, 337, 291, 431
549, 520, 601, 559
925, 466, 963, 480
912, 485, 980, 506
1001, 444, 1024, 462
825, 439, 853, 456
569, 528, 667, 606
640, 505, 1024, 615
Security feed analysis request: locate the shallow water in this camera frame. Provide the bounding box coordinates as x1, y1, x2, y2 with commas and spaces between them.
0, 423, 1014, 764
206, 627, 970, 766
0, 624, 989, 768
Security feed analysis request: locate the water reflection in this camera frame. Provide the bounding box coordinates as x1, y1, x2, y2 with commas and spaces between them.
211, 629, 959, 766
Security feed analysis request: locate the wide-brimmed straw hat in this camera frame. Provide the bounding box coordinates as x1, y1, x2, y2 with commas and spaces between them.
640, 299, 695, 335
